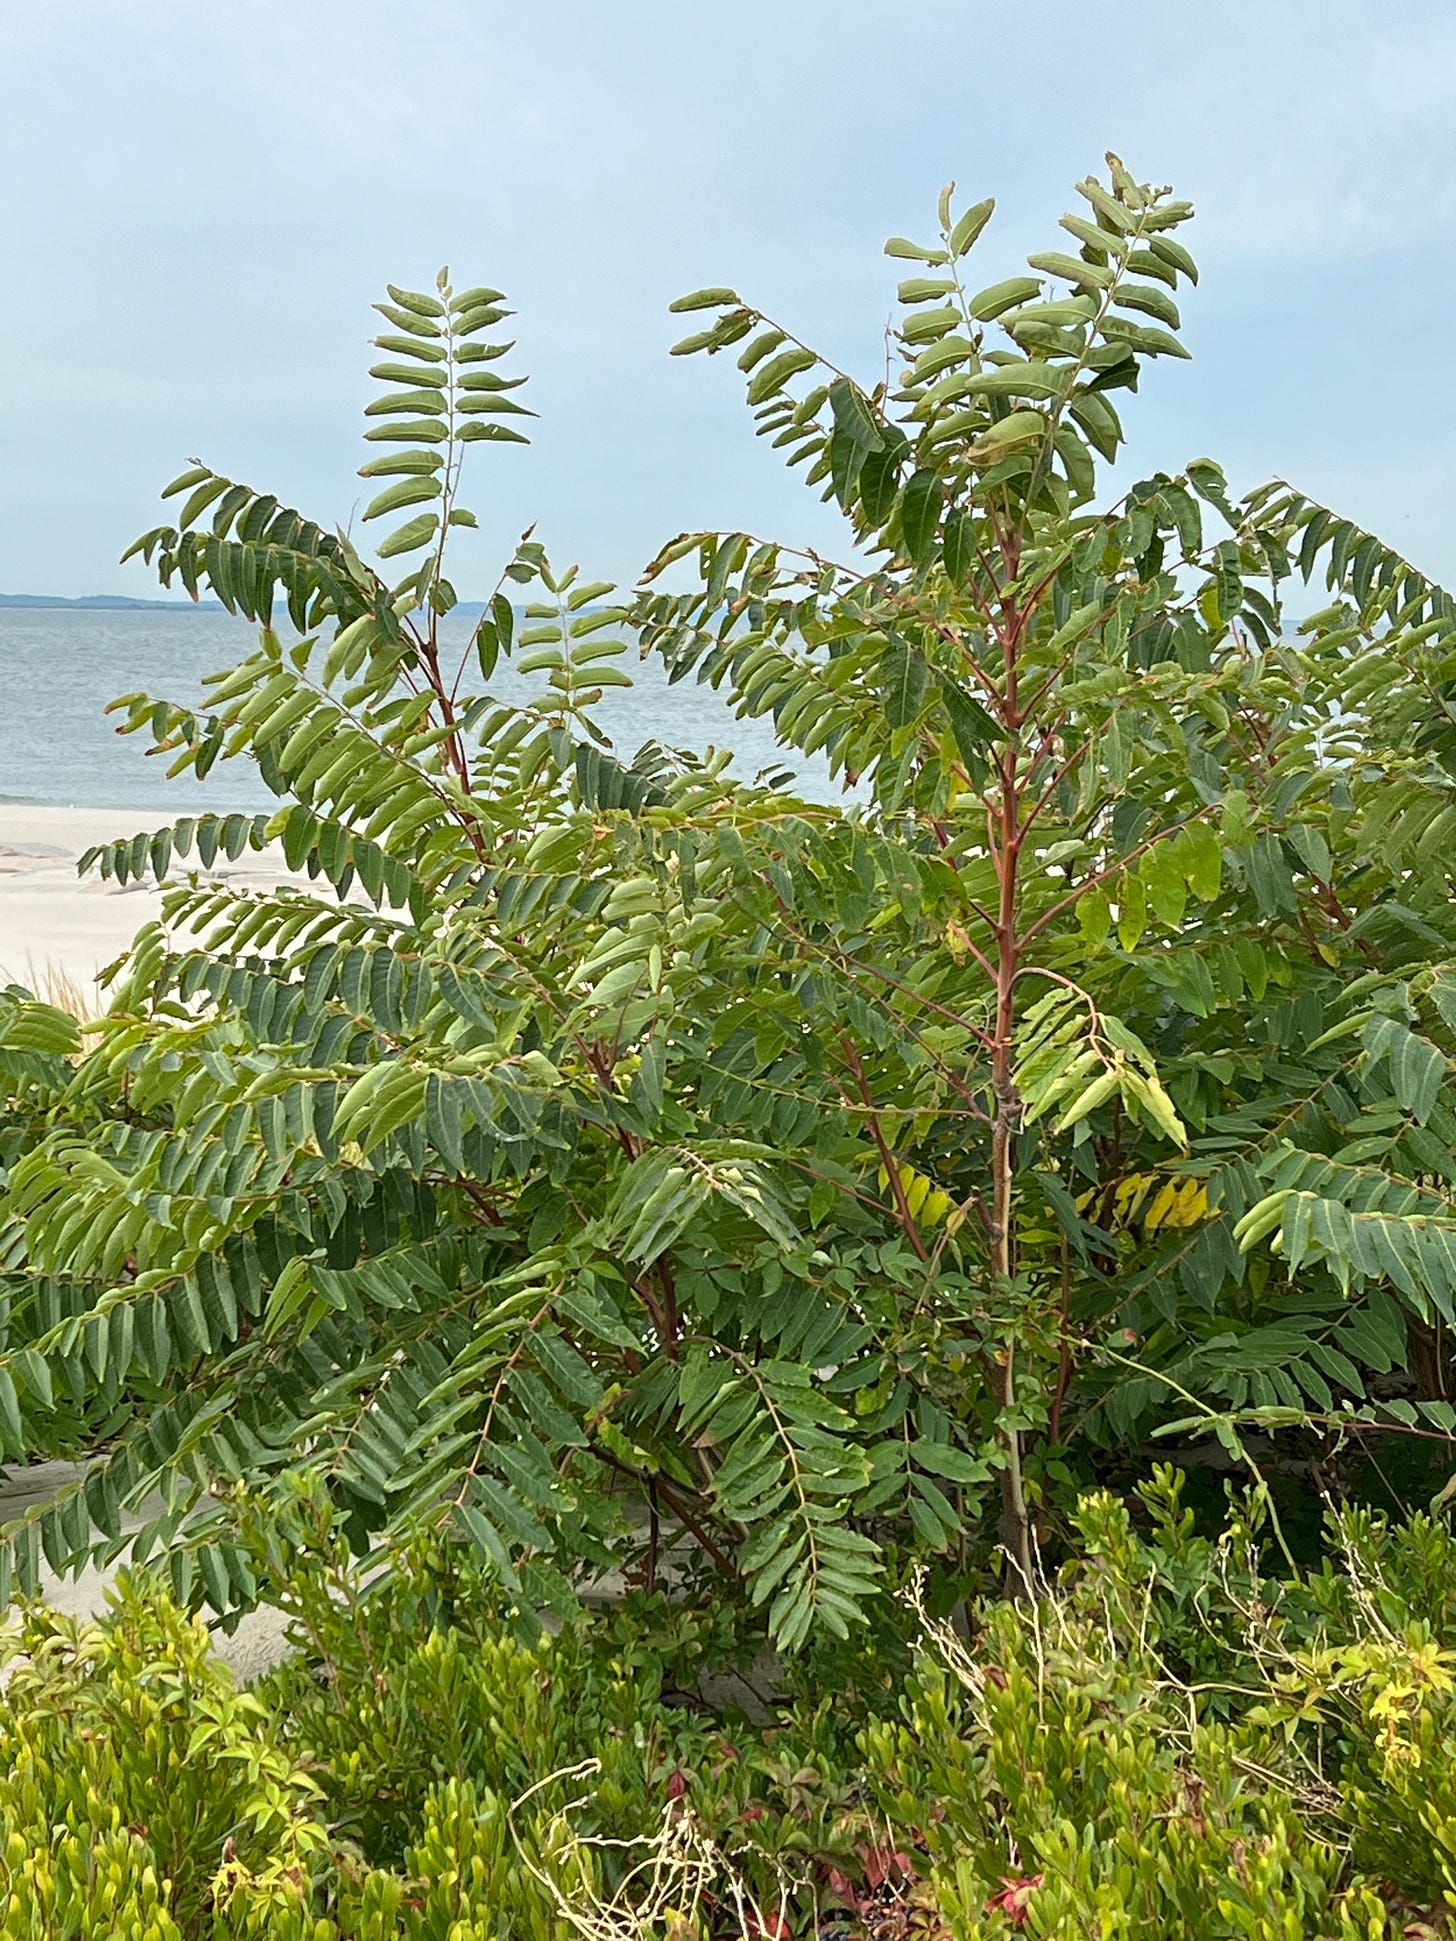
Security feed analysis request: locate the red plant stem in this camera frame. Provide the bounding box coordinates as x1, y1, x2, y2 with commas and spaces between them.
988, 571, 1033, 1589
655, 1259, 680, 1358
1048, 1233, 1073, 1452
842, 1035, 930, 1262
588, 1445, 740, 1579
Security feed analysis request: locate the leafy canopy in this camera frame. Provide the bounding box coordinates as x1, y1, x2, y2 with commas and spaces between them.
3, 163, 1456, 1645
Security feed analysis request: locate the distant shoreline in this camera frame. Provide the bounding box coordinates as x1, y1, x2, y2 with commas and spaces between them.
0, 594, 223, 612
0, 594, 500, 615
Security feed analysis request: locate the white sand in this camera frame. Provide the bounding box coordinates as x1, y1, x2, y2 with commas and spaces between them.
0, 803, 302, 998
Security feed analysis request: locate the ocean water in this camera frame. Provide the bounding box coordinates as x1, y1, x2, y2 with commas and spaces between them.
0, 608, 835, 813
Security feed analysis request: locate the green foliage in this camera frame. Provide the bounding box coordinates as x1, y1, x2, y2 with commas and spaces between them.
0, 1579, 326, 1938
7, 157, 1456, 1656
9, 1487, 1456, 1934
643, 154, 1456, 1559
0, 271, 934, 1649
849, 1478, 1448, 1938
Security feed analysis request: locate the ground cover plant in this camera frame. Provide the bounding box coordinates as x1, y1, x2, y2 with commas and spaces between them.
2, 1481, 1456, 1935
4, 147, 1456, 1927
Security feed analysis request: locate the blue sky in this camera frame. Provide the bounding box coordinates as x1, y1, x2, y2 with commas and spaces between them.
3, 0, 1454, 599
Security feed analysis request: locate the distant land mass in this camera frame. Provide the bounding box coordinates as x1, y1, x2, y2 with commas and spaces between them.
0, 594, 506, 617
0, 593, 223, 611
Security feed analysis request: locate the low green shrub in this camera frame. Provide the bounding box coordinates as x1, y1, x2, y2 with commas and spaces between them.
0, 1581, 328, 1940
5, 1479, 1456, 1937
859, 1505, 1393, 1936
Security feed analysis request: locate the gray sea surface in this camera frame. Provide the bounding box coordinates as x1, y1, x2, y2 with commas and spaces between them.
1, 607, 837, 812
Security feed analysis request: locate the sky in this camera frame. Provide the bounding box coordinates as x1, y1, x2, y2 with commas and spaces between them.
3, 0, 1455, 600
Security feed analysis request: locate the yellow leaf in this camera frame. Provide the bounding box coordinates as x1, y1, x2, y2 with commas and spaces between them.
1144, 1180, 1180, 1229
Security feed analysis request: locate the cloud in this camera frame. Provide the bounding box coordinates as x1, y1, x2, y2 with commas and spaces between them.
4, 0, 1456, 594
1169, 15, 1456, 263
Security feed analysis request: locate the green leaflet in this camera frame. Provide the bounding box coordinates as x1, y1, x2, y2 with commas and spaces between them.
899, 470, 943, 563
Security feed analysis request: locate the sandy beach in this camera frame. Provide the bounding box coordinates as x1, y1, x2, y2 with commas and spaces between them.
0, 803, 301, 998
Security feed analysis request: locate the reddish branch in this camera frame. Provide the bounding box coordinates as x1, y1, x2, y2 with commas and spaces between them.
839, 1035, 930, 1262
